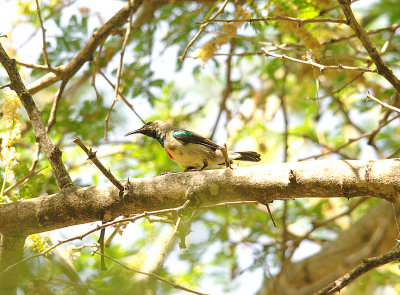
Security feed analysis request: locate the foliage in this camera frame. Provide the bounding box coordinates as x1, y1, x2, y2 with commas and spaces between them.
1, 0, 400, 294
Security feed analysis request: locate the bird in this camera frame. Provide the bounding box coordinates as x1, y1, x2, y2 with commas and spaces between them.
125, 120, 261, 171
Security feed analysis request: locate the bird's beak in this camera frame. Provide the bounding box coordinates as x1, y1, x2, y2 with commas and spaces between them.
124, 127, 145, 136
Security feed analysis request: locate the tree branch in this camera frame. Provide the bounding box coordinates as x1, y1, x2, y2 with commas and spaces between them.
367, 92, 400, 114
203, 16, 348, 25
98, 252, 209, 295
35, 0, 51, 68
26, 0, 144, 95
337, 0, 400, 95
0, 43, 73, 190
257, 200, 400, 295
73, 137, 124, 192
179, 0, 230, 61
316, 244, 400, 295
0, 159, 400, 236
262, 48, 378, 73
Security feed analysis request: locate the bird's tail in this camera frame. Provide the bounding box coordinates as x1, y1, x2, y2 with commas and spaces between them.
235, 151, 261, 162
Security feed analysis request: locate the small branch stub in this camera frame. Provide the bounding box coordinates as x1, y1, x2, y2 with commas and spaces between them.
73, 137, 124, 191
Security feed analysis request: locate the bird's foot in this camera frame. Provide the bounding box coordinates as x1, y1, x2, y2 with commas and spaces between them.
184, 168, 200, 172
160, 171, 177, 176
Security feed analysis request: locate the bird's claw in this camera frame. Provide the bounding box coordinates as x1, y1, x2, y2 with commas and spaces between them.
160, 171, 176, 176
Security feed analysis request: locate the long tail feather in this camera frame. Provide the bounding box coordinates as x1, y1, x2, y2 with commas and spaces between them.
235, 151, 261, 162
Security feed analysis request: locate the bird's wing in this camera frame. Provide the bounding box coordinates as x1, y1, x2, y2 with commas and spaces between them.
172, 129, 220, 150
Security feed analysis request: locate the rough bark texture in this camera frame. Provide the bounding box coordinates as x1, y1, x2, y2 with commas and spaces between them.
0, 159, 399, 236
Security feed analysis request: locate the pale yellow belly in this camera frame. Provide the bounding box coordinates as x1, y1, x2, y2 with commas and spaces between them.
164, 143, 222, 168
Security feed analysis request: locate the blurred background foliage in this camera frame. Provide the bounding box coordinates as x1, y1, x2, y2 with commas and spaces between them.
1, 0, 400, 294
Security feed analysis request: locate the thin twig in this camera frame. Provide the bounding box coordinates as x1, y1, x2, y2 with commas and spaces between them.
35, 0, 51, 67
46, 80, 68, 132
299, 114, 400, 161
166, 198, 193, 250
337, 0, 400, 95
279, 64, 289, 267
0, 83, 11, 89
367, 92, 400, 114
179, 0, 230, 61
318, 0, 360, 16
104, 13, 134, 140
333, 95, 384, 158
104, 100, 117, 141
105, 224, 126, 247
299, 132, 371, 161
367, 30, 399, 146
91, 41, 105, 104
366, 28, 399, 145
97, 252, 209, 295
322, 22, 400, 47
210, 40, 235, 139
16, 0, 78, 50
265, 203, 277, 227
97, 68, 145, 128
5, 142, 44, 196
310, 71, 366, 101
73, 137, 124, 191
114, 15, 132, 102
213, 51, 263, 57
98, 225, 106, 271
3, 167, 45, 196
388, 144, 400, 158
17, 61, 57, 72
237, 22, 400, 50
261, 48, 378, 73
294, 132, 354, 159
392, 202, 400, 240
281, 200, 288, 263
316, 245, 400, 295
202, 16, 348, 25
286, 198, 367, 261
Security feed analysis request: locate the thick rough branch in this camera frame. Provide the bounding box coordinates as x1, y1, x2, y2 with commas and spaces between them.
0, 159, 399, 236
0, 44, 73, 190
337, 0, 400, 94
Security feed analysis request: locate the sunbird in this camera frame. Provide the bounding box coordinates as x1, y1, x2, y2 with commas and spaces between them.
125, 120, 261, 171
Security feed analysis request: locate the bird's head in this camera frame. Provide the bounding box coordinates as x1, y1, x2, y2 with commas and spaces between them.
124, 120, 173, 139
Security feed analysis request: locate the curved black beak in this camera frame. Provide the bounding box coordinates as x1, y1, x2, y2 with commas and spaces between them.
124, 127, 145, 136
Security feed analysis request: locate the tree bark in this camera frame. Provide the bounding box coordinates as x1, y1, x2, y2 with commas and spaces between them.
0, 159, 399, 236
